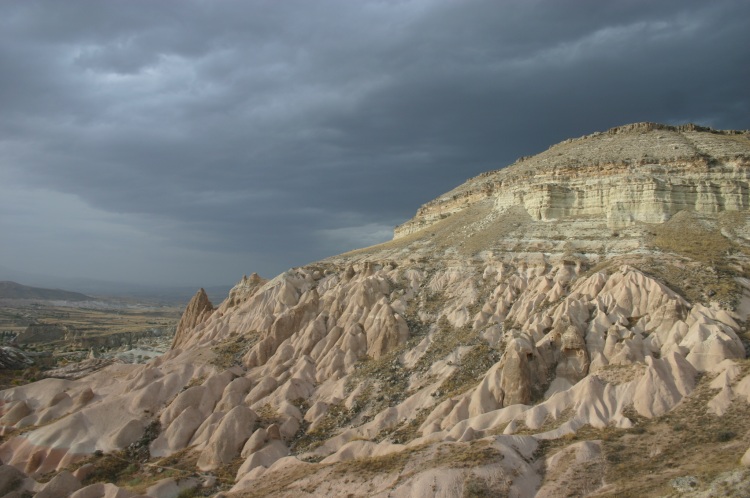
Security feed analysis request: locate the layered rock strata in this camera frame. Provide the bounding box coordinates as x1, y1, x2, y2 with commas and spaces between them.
396, 123, 750, 237
1, 123, 750, 497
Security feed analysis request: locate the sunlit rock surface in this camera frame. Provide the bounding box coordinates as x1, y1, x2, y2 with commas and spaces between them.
2, 123, 750, 497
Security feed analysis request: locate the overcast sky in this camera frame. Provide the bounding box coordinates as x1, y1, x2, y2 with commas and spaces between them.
1, 0, 749, 289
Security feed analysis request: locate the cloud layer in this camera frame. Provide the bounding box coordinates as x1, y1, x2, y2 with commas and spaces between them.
1, 0, 749, 287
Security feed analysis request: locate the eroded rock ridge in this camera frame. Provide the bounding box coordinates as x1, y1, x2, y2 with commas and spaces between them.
2, 123, 750, 497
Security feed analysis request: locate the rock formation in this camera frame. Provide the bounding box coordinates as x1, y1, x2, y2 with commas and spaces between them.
171, 288, 214, 350
1, 123, 750, 497
0, 347, 35, 370
217, 273, 268, 314
14, 324, 70, 345
395, 123, 750, 237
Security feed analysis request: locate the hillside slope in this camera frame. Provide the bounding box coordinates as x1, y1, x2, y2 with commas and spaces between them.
1, 123, 750, 497
0, 281, 92, 301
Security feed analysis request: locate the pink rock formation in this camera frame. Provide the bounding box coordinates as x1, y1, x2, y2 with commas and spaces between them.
171, 288, 214, 350
0, 123, 748, 497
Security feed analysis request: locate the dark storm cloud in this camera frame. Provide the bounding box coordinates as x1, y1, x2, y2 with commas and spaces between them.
1, 0, 749, 287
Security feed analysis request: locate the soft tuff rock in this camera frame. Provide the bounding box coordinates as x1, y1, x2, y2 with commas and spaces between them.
2, 123, 750, 497
171, 288, 214, 349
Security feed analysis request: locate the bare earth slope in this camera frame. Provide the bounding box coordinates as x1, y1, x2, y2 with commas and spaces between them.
2, 123, 750, 497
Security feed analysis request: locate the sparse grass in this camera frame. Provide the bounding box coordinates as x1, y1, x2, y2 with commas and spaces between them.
234, 439, 509, 497
291, 310, 439, 451
431, 440, 503, 468
593, 363, 646, 385
152, 446, 200, 472
320, 315, 502, 447
650, 212, 734, 264
413, 318, 482, 373
462, 475, 496, 497
292, 400, 356, 453
334, 447, 415, 477
373, 407, 431, 445
176, 488, 201, 498
645, 211, 744, 307
340, 350, 410, 424
512, 407, 575, 437
333, 439, 503, 483
0, 368, 41, 391
78, 451, 139, 486
587, 369, 750, 497
185, 375, 206, 388
213, 456, 245, 488
523, 363, 750, 497
255, 403, 282, 427
211, 332, 260, 369
583, 249, 742, 310
438, 343, 502, 399
232, 459, 333, 498
63, 431, 205, 495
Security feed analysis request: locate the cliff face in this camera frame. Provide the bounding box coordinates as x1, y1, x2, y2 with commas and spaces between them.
2, 123, 750, 498
395, 123, 750, 237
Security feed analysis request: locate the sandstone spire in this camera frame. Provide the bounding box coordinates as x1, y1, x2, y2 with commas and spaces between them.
171, 288, 214, 349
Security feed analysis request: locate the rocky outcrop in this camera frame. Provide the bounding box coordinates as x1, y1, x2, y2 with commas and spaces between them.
15, 324, 69, 345
395, 123, 750, 237
1, 123, 749, 497
0, 347, 35, 370
197, 405, 257, 470
171, 288, 214, 350
217, 273, 268, 314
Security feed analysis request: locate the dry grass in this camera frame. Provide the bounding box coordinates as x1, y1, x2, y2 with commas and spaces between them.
255, 403, 283, 427
330, 439, 503, 484
438, 343, 502, 399
292, 400, 357, 453
650, 211, 734, 263
211, 331, 259, 369
584, 249, 742, 310
505, 359, 750, 497
644, 210, 744, 307
527, 367, 750, 498
376, 407, 432, 444
233, 459, 332, 498
337, 199, 526, 261
0, 367, 43, 391
241, 431, 509, 496
592, 363, 646, 385
289, 275, 504, 449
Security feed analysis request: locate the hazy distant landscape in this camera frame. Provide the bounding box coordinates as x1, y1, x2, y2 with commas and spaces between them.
0, 266, 233, 303
0, 280, 184, 389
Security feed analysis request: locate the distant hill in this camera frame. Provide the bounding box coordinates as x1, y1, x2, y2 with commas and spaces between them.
0, 281, 93, 301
